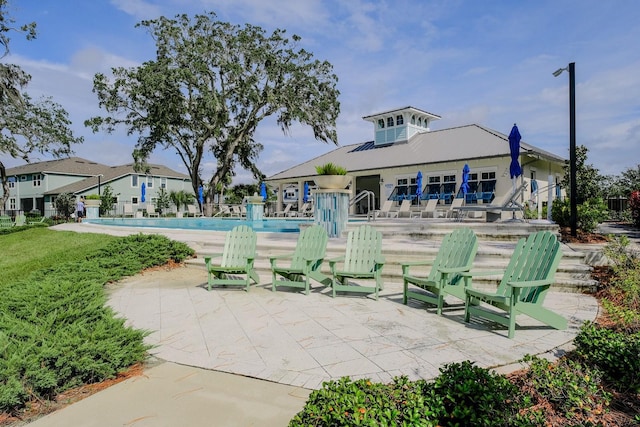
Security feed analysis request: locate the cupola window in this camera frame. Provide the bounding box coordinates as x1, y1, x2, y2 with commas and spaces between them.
396, 115, 404, 125
387, 117, 394, 127
377, 119, 385, 129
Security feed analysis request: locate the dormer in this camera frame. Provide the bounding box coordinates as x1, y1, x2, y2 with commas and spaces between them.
363, 106, 441, 146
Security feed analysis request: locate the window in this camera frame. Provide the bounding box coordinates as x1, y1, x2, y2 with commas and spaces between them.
161, 178, 167, 189
387, 117, 394, 127
410, 115, 416, 125
9, 198, 16, 210
377, 119, 385, 129
8, 178, 15, 188
427, 176, 441, 196
417, 118, 422, 127
131, 175, 138, 187
442, 175, 457, 202
132, 197, 139, 204
147, 176, 154, 188
32, 174, 43, 187
20, 175, 27, 181
396, 115, 404, 125
479, 172, 497, 201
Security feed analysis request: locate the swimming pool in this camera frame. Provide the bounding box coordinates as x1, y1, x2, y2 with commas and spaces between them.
86, 217, 314, 233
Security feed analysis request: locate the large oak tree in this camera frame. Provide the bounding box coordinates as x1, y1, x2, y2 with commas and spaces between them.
0, 0, 82, 209
85, 12, 340, 208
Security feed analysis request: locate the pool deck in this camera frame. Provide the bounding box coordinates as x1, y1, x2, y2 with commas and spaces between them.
29, 221, 603, 427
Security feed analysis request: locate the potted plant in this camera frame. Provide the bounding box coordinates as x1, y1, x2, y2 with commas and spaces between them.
84, 194, 102, 208
313, 162, 351, 189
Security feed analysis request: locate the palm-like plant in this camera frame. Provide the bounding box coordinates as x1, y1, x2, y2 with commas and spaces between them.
169, 190, 195, 213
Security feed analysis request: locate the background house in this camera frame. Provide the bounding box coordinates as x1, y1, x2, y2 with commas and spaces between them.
3, 157, 191, 217
267, 106, 566, 219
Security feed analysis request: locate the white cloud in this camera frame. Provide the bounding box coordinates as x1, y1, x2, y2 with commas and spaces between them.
109, 0, 163, 20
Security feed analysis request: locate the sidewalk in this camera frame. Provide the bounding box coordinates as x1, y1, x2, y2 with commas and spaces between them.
26, 223, 601, 426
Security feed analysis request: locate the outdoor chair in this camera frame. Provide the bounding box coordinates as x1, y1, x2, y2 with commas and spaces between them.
293, 202, 312, 217
123, 203, 134, 217
396, 199, 413, 218
275, 203, 293, 217
402, 228, 478, 314
14, 214, 27, 226
0, 215, 13, 228
444, 197, 465, 219
213, 205, 231, 217
453, 182, 528, 221
270, 225, 329, 295
187, 204, 204, 217
146, 204, 159, 217
413, 198, 440, 218
375, 200, 396, 218
329, 224, 385, 299
204, 225, 259, 292
463, 230, 566, 338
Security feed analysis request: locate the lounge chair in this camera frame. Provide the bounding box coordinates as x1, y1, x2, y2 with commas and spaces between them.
213, 205, 231, 217
443, 197, 465, 219
27, 216, 46, 225
463, 230, 566, 338
375, 200, 396, 218
275, 203, 293, 217
396, 199, 413, 218
146, 204, 159, 217
329, 224, 385, 299
123, 203, 134, 218
187, 204, 204, 217
230, 205, 242, 217
402, 228, 478, 314
270, 225, 329, 295
14, 214, 27, 226
293, 202, 312, 217
204, 225, 259, 292
453, 182, 528, 221
413, 198, 440, 218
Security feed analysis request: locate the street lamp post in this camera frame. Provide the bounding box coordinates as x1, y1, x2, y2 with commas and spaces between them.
553, 62, 577, 237
98, 174, 104, 195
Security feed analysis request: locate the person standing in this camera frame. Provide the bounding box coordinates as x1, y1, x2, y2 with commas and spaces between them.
75, 197, 85, 223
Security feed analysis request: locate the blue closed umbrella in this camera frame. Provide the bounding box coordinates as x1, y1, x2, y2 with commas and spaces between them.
509, 124, 522, 180
260, 182, 267, 201
198, 185, 204, 206
141, 182, 146, 203
415, 171, 423, 201
303, 182, 309, 203
531, 179, 538, 195
461, 164, 470, 195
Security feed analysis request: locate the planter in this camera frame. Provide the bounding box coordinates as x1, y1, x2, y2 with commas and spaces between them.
84, 199, 101, 208
313, 175, 351, 190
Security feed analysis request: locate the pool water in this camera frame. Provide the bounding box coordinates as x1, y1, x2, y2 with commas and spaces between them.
86, 217, 314, 233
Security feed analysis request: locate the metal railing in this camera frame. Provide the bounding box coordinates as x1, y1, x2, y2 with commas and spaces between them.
350, 190, 376, 221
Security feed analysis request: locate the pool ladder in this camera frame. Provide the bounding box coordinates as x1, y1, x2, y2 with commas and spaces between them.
350, 190, 376, 221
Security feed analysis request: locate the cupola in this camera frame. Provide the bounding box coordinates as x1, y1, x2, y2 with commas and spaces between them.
362, 106, 441, 146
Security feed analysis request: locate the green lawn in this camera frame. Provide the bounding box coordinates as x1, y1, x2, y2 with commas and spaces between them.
0, 228, 115, 288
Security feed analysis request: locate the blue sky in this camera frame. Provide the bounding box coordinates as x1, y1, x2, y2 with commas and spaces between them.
5, 0, 640, 182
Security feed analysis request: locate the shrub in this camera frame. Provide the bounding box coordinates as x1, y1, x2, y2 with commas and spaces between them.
0, 234, 194, 412
601, 235, 640, 328
518, 354, 610, 421
573, 322, 640, 393
424, 361, 532, 426
551, 197, 608, 233
289, 376, 441, 426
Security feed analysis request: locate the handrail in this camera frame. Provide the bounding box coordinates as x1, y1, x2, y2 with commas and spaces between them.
350, 190, 376, 221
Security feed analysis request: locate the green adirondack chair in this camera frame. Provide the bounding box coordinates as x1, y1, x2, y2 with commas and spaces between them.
0, 215, 13, 228
402, 227, 478, 314
463, 230, 566, 338
204, 225, 259, 292
270, 225, 330, 295
329, 224, 385, 299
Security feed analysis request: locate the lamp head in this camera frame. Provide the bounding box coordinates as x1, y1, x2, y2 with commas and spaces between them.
552, 68, 565, 77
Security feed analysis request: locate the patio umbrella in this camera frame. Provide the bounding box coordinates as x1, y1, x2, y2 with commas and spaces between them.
198, 185, 204, 206
415, 171, 423, 201
260, 182, 267, 201
461, 163, 470, 195
141, 182, 146, 203
509, 124, 522, 191
303, 182, 309, 203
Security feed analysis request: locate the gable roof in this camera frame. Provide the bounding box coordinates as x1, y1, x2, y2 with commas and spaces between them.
268, 124, 565, 181
5, 156, 190, 195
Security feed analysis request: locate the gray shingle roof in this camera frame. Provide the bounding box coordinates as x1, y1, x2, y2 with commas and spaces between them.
268, 124, 565, 180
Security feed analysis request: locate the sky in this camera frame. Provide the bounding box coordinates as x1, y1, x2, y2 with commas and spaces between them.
4, 0, 640, 183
